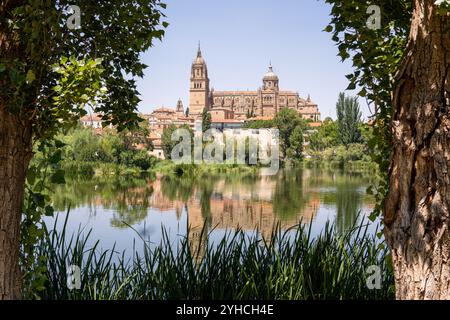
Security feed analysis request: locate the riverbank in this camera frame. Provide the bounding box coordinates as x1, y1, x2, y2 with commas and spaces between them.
61, 158, 379, 181
61, 159, 261, 178
304, 159, 378, 172
151, 160, 260, 177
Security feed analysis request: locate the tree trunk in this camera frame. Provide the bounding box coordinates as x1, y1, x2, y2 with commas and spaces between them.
384, 0, 450, 300
0, 103, 33, 300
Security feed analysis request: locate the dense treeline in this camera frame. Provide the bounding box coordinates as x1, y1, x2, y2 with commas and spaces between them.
243, 93, 374, 168
46, 125, 158, 176
307, 93, 373, 168
242, 108, 307, 162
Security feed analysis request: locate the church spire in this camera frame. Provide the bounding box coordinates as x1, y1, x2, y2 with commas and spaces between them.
197, 41, 202, 58
194, 42, 205, 65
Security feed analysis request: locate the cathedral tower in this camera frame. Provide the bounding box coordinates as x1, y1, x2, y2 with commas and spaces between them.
176, 98, 184, 117
189, 43, 210, 117
262, 63, 279, 91
261, 63, 280, 116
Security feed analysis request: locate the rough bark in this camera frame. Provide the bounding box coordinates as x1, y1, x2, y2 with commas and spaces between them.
1, 0, 31, 300
384, 0, 450, 300
0, 102, 32, 300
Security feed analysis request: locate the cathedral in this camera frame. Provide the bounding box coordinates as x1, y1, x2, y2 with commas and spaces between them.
189, 45, 321, 121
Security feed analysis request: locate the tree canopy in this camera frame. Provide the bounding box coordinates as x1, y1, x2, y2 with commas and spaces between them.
0, 0, 168, 299
274, 108, 307, 159
323, 0, 413, 219
336, 92, 363, 146
1, 0, 168, 138
325, 0, 450, 299
324, 0, 412, 173
202, 108, 212, 132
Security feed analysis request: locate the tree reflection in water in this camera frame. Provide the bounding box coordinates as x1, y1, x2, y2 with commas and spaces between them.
51, 168, 375, 241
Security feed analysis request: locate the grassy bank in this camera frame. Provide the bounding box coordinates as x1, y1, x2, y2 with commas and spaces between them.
24, 216, 394, 300
62, 158, 377, 179
61, 159, 261, 179
304, 159, 378, 173
151, 161, 260, 177
62, 161, 148, 178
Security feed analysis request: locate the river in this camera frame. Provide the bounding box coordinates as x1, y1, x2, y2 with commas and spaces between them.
45, 167, 378, 255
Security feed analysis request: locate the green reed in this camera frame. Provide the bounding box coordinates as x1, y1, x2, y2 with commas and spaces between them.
25, 215, 394, 300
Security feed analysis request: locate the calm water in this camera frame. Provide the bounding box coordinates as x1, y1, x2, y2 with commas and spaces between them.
45, 168, 377, 255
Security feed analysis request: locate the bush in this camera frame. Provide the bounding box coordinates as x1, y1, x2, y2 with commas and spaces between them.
130, 150, 153, 171
310, 144, 370, 167
71, 128, 102, 162
120, 150, 153, 171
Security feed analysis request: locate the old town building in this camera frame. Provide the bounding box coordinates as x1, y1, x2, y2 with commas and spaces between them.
189, 45, 321, 121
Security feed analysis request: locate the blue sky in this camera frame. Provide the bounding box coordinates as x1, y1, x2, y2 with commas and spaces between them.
136, 0, 370, 120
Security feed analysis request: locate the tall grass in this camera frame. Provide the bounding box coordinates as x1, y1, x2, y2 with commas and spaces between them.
25, 216, 394, 300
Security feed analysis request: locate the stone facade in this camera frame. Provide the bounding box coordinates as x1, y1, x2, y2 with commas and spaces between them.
80, 114, 113, 134
189, 46, 210, 116
189, 45, 321, 121
143, 102, 198, 160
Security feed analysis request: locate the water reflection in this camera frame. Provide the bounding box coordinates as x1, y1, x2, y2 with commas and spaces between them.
49, 168, 375, 254
52, 176, 155, 227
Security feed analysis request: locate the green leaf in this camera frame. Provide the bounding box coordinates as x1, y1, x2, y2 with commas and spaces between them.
26, 70, 36, 84
346, 82, 356, 90
44, 206, 54, 217
50, 169, 66, 184
49, 149, 62, 164
324, 25, 333, 33
27, 168, 37, 186
368, 212, 378, 222
54, 140, 66, 149
32, 193, 45, 207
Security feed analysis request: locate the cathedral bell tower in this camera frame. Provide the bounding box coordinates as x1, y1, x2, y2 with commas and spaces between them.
261, 63, 280, 116
176, 98, 185, 118
189, 43, 210, 117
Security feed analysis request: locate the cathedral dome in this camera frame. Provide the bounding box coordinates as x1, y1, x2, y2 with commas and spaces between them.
263, 64, 279, 81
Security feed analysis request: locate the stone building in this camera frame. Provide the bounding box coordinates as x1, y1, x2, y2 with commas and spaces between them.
143, 101, 197, 159
80, 113, 113, 134
189, 45, 321, 121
